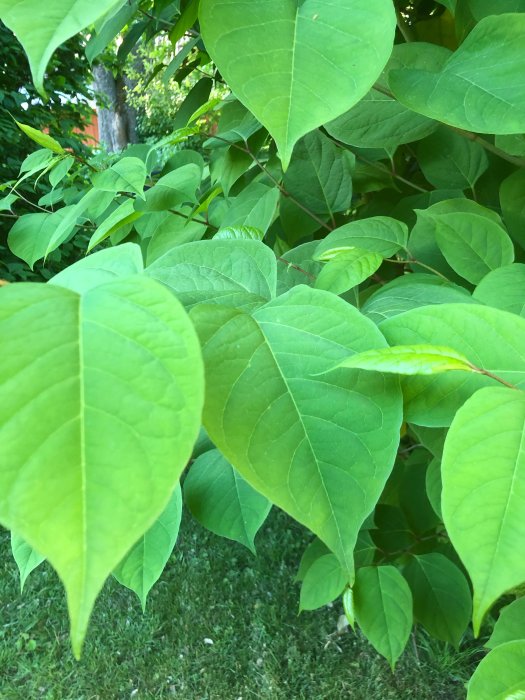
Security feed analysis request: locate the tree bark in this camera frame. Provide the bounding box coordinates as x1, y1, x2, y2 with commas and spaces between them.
92, 63, 138, 151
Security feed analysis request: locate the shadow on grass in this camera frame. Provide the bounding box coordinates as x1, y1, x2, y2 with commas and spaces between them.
0, 510, 476, 699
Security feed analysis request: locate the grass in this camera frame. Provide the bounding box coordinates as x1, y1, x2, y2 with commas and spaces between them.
0, 510, 477, 699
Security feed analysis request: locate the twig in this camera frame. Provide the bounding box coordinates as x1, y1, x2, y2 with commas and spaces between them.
202, 131, 334, 232
276, 257, 316, 280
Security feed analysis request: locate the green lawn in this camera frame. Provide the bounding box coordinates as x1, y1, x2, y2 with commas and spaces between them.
0, 511, 476, 699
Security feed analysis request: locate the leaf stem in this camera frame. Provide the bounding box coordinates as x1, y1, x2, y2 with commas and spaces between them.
386, 256, 451, 282
471, 367, 520, 391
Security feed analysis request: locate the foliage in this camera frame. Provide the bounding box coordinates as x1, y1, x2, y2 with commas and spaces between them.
0, 23, 95, 281
1, 1, 525, 698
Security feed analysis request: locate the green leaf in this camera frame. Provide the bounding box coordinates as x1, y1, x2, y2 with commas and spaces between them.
190, 286, 402, 574
442, 387, 525, 632
0, 0, 124, 95
467, 641, 525, 700
184, 449, 271, 553
85, 0, 139, 64
354, 566, 413, 669
325, 87, 436, 151
220, 183, 279, 234
380, 304, 525, 426
325, 42, 438, 151
283, 131, 353, 216
299, 554, 348, 611
203, 100, 262, 147
474, 264, 525, 317
430, 212, 514, 285
329, 345, 475, 376
171, 78, 213, 131
44, 189, 115, 259
146, 239, 277, 311
417, 127, 488, 191
92, 158, 147, 199
135, 165, 201, 212
408, 198, 505, 281
113, 486, 183, 611
49, 156, 75, 189
0, 277, 203, 656
10, 532, 45, 593
199, 0, 396, 168
487, 598, 525, 650
276, 241, 323, 294
315, 217, 408, 259
0, 193, 18, 212
361, 274, 474, 325
88, 200, 142, 252
145, 212, 207, 266
8, 208, 78, 269
403, 553, 472, 647
314, 249, 383, 295
500, 168, 525, 248
389, 14, 525, 135
15, 121, 65, 154
213, 226, 264, 241
50, 243, 144, 294
296, 538, 330, 582
426, 458, 443, 519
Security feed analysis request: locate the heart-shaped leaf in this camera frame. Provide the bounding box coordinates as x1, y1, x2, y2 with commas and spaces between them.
0, 0, 125, 95
190, 285, 402, 574
0, 277, 203, 656
199, 0, 396, 168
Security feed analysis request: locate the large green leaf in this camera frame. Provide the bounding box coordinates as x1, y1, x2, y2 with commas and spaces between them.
380, 304, 525, 426
283, 131, 353, 216
0, 0, 124, 95
354, 566, 413, 669
486, 597, 525, 650
403, 553, 472, 647
0, 277, 203, 656
199, 0, 396, 168
146, 239, 277, 311
184, 449, 271, 553
474, 264, 525, 317
10, 532, 45, 593
430, 212, 514, 285
113, 486, 183, 611
408, 198, 504, 282
190, 286, 403, 574
467, 641, 525, 700
315, 217, 408, 259
50, 243, 144, 294
443, 387, 525, 632
389, 14, 525, 134
299, 554, 348, 611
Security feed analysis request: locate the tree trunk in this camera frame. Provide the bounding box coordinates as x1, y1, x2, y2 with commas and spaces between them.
92, 63, 138, 152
